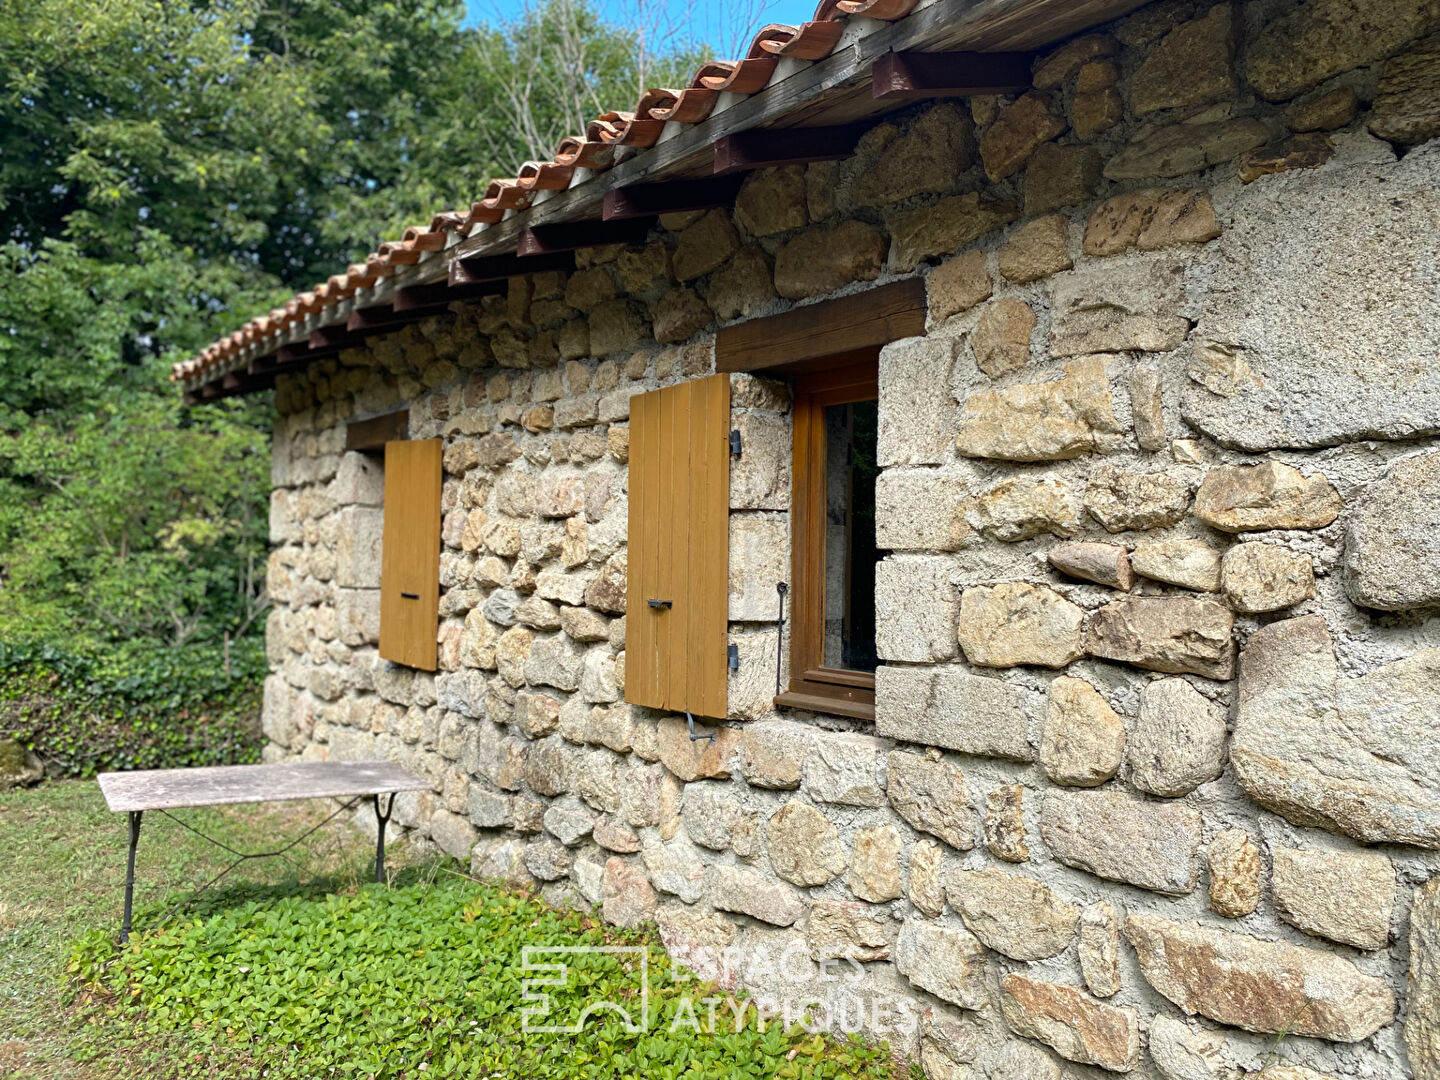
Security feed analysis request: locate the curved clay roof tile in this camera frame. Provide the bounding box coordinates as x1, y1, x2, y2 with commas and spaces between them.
553, 134, 614, 170
761, 19, 845, 58
517, 161, 576, 191
836, 0, 918, 18
643, 83, 719, 123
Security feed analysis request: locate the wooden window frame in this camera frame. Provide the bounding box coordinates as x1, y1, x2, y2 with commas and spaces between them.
775, 356, 879, 722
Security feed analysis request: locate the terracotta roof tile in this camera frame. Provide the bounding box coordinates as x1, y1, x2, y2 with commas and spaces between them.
172, 0, 924, 385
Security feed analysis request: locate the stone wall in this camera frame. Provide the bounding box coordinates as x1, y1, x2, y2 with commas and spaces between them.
261, 1, 1440, 1076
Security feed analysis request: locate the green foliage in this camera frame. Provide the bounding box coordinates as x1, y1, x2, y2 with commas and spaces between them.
0, 0, 689, 732
71, 876, 897, 1079
0, 637, 264, 777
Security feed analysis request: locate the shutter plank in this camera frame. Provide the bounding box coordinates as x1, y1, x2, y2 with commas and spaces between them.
695, 374, 731, 719
662, 383, 692, 710
379, 439, 442, 670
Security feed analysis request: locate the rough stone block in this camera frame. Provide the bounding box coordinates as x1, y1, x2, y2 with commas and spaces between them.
1125, 913, 1396, 1042
958, 582, 1084, 670
876, 470, 968, 551
729, 412, 790, 511
773, 219, 887, 301
875, 556, 959, 662
1084, 596, 1235, 680
1040, 788, 1202, 895
1271, 847, 1395, 950
887, 193, 1019, 272
1207, 828, 1261, 918
708, 863, 804, 926
336, 506, 383, 587
876, 664, 1038, 761
1232, 615, 1440, 848
806, 899, 893, 962
1221, 541, 1315, 613
1182, 145, 1440, 450
1083, 465, 1191, 532
928, 250, 991, 321
728, 513, 788, 622
878, 335, 961, 467
845, 824, 900, 902
894, 917, 988, 1010
886, 751, 976, 851
1040, 675, 1125, 787
957, 356, 1123, 462
946, 868, 1078, 961
1128, 677, 1227, 797
1345, 450, 1440, 611
1050, 259, 1188, 357
997, 215, 1072, 284
971, 298, 1037, 377
1000, 975, 1140, 1072
803, 733, 884, 807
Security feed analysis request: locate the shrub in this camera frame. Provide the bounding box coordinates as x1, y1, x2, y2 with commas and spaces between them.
0, 637, 264, 777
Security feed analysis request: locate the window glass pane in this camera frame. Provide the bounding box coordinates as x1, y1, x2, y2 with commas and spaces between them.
822, 399, 879, 673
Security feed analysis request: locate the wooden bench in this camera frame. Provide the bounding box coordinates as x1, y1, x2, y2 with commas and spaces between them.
98, 761, 430, 941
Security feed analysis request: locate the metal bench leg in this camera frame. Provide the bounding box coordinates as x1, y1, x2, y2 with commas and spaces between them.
373, 793, 396, 884
121, 810, 143, 944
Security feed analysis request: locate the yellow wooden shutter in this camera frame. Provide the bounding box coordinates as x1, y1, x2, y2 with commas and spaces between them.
379, 438, 442, 670
626, 374, 730, 719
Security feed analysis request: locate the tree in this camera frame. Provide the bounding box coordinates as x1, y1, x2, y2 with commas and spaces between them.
0, 0, 700, 654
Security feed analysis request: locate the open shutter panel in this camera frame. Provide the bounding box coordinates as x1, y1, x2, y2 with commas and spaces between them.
379, 438, 442, 670
626, 374, 730, 719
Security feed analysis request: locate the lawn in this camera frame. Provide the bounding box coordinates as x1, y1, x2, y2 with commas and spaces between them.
0, 781, 901, 1080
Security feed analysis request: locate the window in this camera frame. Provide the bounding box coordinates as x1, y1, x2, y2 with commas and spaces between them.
777, 357, 880, 721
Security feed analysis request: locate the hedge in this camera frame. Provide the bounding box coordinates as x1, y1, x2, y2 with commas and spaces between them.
0, 637, 265, 777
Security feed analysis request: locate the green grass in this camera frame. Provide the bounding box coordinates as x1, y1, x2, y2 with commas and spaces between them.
1, 782, 901, 1080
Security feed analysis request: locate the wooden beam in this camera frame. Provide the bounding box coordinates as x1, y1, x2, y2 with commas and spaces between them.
393, 279, 506, 311
713, 125, 863, 175
345, 408, 410, 453
448, 250, 576, 286
516, 217, 655, 257
346, 303, 446, 333
309, 325, 369, 350
871, 50, 1034, 100
715, 279, 926, 373
601, 176, 745, 220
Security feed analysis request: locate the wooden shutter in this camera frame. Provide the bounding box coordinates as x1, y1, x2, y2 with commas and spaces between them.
626, 374, 730, 719
379, 438, 442, 670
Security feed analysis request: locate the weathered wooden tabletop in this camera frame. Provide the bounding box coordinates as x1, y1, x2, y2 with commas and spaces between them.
97, 761, 431, 813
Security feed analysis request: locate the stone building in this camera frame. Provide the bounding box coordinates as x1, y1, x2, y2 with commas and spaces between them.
175, 0, 1440, 1076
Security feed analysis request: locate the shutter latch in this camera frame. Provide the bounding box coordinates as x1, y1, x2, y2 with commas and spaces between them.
728, 643, 740, 671
686, 711, 716, 744
729, 428, 742, 456
647, 598, 672, 610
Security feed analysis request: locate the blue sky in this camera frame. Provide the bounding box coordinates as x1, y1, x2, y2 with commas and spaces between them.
465, 1, 819, 55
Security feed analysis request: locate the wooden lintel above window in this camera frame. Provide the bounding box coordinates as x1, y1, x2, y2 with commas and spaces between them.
346, 409, 409, 453
715, 279, 925, 375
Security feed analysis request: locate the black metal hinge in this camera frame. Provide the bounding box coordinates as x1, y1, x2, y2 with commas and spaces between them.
728, 643, 740, 671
